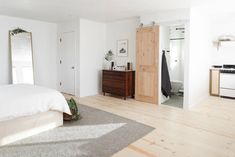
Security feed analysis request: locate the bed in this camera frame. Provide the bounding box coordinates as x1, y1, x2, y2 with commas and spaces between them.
0, 84, 71, 146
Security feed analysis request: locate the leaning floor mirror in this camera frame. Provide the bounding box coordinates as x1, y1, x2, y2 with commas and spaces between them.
9, 28, 34, 84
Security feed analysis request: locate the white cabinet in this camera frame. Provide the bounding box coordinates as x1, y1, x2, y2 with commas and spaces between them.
220, 73, 235, 98
220, 73, 235, 89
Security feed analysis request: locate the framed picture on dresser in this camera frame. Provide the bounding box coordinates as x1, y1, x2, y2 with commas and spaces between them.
117, 39, 128, 57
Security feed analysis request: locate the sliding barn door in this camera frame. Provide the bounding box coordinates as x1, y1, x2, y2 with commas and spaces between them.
136, 26, 159, 104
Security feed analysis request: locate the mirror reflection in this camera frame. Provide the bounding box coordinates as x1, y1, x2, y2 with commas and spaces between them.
10, 28, 34, 84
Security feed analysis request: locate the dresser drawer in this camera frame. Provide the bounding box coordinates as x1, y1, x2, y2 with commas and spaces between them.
103, 80, 125, 89
103, 75, 125, 82
103, 71, 125, 78
103, 86, 125, 96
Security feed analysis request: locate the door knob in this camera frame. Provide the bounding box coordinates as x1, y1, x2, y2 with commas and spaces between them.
72, 66, 75, 69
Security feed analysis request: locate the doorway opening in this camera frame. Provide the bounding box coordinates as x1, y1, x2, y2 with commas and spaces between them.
160, 24, 185, 108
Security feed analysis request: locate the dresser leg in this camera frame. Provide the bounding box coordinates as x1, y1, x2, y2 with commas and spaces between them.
124, 97, 126, 100
103, 92, 105, 96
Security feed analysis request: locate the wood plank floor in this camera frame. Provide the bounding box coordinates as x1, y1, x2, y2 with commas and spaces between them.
69, 95, 235, 157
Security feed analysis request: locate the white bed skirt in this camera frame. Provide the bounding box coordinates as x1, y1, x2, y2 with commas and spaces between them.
0, 111, 63, 146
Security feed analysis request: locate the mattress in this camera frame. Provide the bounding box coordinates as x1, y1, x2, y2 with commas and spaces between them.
0, 111, 63, 146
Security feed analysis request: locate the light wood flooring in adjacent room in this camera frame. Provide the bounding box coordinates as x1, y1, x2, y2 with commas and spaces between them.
69, 95, 235, 157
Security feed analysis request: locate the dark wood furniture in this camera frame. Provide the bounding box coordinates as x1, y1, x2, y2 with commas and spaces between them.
102, 70, 135, 100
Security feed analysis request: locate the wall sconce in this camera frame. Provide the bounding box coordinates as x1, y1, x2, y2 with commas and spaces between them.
213, 35, 235, 50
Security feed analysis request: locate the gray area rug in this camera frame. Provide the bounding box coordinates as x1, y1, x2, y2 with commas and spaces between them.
0, 104, 154, 157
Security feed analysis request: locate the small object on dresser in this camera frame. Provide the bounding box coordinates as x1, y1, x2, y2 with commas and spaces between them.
115, 66, 126, 71
111, 61, 115, 70
127, 62, 133, 70
63, 98, 80, 121
103, 50, 114, 70
105, 50, 114, 61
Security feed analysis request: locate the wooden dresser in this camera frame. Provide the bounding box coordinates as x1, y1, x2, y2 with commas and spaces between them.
102, 70, 135, 99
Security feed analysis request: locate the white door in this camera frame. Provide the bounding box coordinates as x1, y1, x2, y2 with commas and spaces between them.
58, 32, 76, 95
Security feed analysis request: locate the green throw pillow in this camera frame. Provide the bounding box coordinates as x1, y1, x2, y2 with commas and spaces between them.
66, 98, 80, 121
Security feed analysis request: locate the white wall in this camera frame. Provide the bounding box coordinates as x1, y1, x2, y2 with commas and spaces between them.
140, 9, 190, 26
79, 19, 106, 97
106, 18, 139, 69
0, 15, 57, 89
186, 8, 212, 108
183, 22, 190, 109
160, 26, 170, 51
211, 20, 235, 65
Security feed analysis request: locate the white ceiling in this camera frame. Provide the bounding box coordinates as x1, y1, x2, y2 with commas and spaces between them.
0, 0, 227, 23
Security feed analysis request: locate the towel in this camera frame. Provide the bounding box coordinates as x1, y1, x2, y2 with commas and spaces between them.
161, 51, 172, 97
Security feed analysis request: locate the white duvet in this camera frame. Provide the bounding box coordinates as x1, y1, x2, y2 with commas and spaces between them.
0, 84, 71, 122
